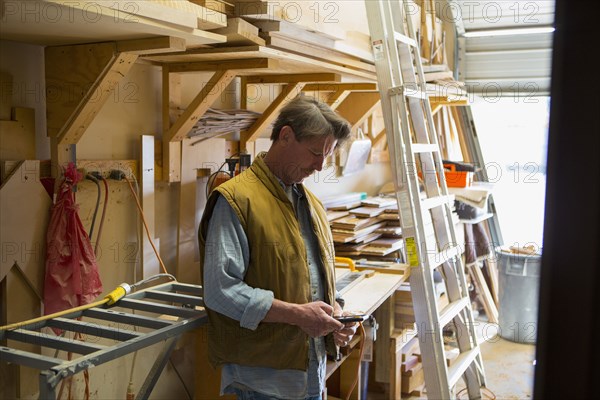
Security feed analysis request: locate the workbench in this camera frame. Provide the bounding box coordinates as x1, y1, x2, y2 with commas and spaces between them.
194, 266, 410, 400
325, 266, 411, 399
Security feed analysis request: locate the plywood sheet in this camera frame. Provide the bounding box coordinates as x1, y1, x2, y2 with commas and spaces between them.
0, 160, 51, 297
0, 108, 35, 160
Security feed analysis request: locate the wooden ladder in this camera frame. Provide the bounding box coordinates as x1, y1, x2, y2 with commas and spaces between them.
363, 0, 486, 398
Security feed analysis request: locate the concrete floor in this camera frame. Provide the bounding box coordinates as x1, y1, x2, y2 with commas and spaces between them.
469, 322, 536, 399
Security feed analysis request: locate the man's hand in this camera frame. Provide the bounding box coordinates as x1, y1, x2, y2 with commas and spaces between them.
294, 301, 345, 337
263, 299, 344, 337
332, 308, 360, 347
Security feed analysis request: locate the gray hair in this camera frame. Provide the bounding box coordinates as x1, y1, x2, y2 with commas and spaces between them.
270, 95, 351, 146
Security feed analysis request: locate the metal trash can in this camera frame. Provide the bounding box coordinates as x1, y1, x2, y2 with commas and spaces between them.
495, 248, 542, 344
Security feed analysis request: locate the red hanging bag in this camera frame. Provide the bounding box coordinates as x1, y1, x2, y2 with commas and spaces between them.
43, 163, 103, 327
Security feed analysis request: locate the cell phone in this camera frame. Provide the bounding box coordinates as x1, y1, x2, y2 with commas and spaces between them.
334, 314, 367, 323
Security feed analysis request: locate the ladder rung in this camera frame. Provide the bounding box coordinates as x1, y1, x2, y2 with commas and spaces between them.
439, 297, 470, 328
389, 86, 427, 100
0, 347, 63, 370
448, 347, 481, 388
394, 31, 418, 47
428, 245, 461, 269
412, 143, 439, 153
421, 195, 453, 210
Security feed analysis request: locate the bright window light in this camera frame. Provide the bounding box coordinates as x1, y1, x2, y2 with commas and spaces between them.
463, 27, 555, 38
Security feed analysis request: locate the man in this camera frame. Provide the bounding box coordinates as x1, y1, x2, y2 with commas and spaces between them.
199, 96, 357, 400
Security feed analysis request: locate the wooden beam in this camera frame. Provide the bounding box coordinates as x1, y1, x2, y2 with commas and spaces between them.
140, 135, 160, 278
45, 42, 138, 145
162, 66, 182, 182
116, 36, 186, 54
166, 69, 237, 143
245, 73, 341, 84
326, 89, 351, 111
168, 58, 275, 73
241, 82, 306, 148
302, 83, 377, 92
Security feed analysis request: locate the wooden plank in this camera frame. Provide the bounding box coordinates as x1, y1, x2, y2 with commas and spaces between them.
302, 83, 377, 92
129, 0, 228, 30
468, 262, 499, 324
1, 0, 226, 47
212, 17, 265, 46
177, 138, 226, 283
262, 33, 376, 74
162, 67, 182, 182
0, 160, 50, 294
108, 0, 199, 29
245, 73, 341, 84
241, 82, 305, 145
189, 0, 233, 15
168, 58, 275, 73
1, 161, 51, 398
116, 36, 186, 54
253, 19, 337, 47
141, 136, 160, 278
166, 69, 237, 142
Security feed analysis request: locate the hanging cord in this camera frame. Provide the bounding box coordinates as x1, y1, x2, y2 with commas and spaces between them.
456, 386, 497, 399
122, 175, 169, 275
94, 176, 109, 256
344, 322, 366, 400
85, 174, 101, 240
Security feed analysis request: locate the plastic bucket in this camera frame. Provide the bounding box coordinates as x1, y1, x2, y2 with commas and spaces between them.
495, 248, 542, 344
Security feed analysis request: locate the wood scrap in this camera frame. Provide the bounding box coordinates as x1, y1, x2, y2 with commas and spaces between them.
350, 206, 391, 218
361, 196, 397, 208
326, 210, 350, 222
331, 215, 384, 231
468, 262, 499, 324
211, 17, 266, 46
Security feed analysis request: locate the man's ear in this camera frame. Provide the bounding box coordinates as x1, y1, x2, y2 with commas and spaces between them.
279, 125, 294, 146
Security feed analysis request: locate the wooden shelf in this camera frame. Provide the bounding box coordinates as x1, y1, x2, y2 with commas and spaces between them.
1, 0, 226, 47
142, 45, 377, 81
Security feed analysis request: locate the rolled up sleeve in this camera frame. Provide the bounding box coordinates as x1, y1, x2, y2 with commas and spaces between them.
203, 195, 273, 330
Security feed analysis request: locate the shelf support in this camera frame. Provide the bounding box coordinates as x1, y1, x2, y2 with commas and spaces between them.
240, 82, 306, 150
46, 42, 138, 145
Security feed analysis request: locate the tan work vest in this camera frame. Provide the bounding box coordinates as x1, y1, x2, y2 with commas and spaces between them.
198, 154, 337, 370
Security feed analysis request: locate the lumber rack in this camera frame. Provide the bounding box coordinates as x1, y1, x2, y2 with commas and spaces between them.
0, 281, 207, 400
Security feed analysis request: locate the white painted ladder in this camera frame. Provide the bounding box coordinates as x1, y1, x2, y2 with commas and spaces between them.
363, 0, 486, 398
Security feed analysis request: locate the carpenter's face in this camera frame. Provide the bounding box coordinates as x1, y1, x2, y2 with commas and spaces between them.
282, 128, 336, 184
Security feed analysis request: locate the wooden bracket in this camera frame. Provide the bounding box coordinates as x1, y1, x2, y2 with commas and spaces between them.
160, 59, 275, 181
302, 83, 377, 111
335, 92, 381, 132
240, 82, 306, 150
429, 96, 468, 116
166, 70, 237, 143
46, 42, 138, 145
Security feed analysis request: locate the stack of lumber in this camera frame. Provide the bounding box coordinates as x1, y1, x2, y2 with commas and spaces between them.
394, 283, 449, 330
398, 335, 460, 397
326, 195, 404, 260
